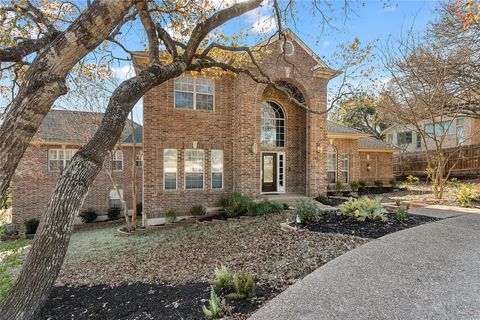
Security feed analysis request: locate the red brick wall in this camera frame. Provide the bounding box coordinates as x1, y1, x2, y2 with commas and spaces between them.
329, 138, 360, 189
359, 151, 394, 184
12, 144, 142, 229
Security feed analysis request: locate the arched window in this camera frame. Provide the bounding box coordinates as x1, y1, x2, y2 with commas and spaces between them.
261, 101, 285, 147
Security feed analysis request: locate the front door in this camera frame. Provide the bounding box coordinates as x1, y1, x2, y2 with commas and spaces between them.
262, 153, 277, 193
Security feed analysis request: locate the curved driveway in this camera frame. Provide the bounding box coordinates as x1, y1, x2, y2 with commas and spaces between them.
250, 212, 480, 320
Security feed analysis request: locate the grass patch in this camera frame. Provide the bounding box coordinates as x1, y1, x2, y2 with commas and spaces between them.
0, 237, 31, 301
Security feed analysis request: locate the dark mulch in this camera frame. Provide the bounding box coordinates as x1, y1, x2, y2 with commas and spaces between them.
39, 282, 278, 320
295, 211, 439, 239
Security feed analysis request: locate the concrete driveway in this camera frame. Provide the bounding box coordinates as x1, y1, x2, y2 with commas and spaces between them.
250, 211, 480, 320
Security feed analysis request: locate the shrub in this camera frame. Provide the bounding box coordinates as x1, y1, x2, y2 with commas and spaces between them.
296, 200, 320, 223
24, 218, 39, 235
79, 208, 97, 223
190, 204, 206, 216
374, 180, 384, 188
389, 177, 397, 187
283, 203, 290, 210
246, 200, 282, 217
228, 271, 255, 299
455, 183, 480, 207
358, 180, 367, 188
406, 175, 420, 185
350, 181, 360, 192
107, 206, 121, 220
395, 206, 408, 221
220, 192, 254, 217
165, 208, 177, 223
335, 181, 343, 195
202, 286, 224, 319
339, 197, 387, 222
213, 265, 231, 291
136, 202, 143, 216
316, 194, 332, 205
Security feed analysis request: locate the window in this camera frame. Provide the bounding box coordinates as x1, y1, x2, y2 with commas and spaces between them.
456, 118, 464, 145
424, 121, 454, 136
111, 150, 123, 171
416, 133, 422, 149
48, 148, 77, 171
342, 153, 349, 184
136, 152, 143, 167
387, 134, 393, 145
185, 149, 204, 189
174, 75, 214, 110
163, 149, 177, 190
397, 131, 412, 145
327, 146, 337, 184
108, 189, 123, 209
211, 150, 223, 189
261, 101, 285, 147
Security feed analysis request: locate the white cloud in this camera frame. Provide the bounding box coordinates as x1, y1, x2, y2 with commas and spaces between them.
111, 64, 135, 81
208, 0, 250, 9
252, 14, 276, 33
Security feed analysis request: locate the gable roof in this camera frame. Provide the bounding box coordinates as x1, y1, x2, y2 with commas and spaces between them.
35, 109, 142, 144
358, 137, 393, 150
327, 120, 369, 137
327, 120, 393, 151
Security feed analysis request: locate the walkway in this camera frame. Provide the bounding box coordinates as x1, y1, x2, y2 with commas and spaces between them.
250, 209, 480, 320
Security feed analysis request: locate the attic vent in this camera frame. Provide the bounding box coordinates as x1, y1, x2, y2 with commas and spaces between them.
281, 40, 294, 56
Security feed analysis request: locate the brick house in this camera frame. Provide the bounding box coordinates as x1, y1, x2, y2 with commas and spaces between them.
11, 110, 143, 229
132, 30, 395, 225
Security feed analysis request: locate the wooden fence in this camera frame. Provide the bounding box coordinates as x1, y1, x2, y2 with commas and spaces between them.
393, 144, 480, 177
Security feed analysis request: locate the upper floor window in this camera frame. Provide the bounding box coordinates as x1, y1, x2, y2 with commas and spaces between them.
211, 150, 224, 189
261, 101, 285, 147
111, 150, 123, 171
185, 149, 204, 189
416, 132, 422, 148
48, 148, 77, 172
397, 131, 412, 145
424, 121, 453, 136
174, 75, 214, 111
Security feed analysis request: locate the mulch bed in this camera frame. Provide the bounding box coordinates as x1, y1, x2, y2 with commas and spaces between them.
39, 282, 278, 320
295, 211, 439, 239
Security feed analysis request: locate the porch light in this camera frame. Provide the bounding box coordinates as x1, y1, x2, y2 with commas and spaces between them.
192, 141, 198, 149
367, 164, 371, 171
329, 138, 333, 145
251, 141, 258, 154
316, 142, 322, 154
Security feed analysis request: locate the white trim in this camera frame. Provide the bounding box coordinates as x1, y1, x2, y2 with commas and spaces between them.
174, 75, 215, 111
163, 149, 178, 191
48, 147, 77, 172
184, 149, 205, 190
277, 152, 286, 193
260, 151, 287, 194
211, 149, 224, 190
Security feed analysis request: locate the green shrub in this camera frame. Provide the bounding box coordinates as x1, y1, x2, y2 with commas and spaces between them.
395, 206, 408, 221
246, 200, 282, 217
24, 218, 39, 235
220, 192, 254, 217
374, 180, 384, 188
335, 181, 343, 195
136, 202, 143, 216
213, 265, 231, 291
296, 200, 320, 223
202, 286, 224, 319
406, 175, 420, 185
350, 181, 360, 192
190, 204, 206, 216
228, 271, 255, 299
282, 203, 290, 210
79, 208, 98, 223
165, 208, 177, 223
316, 194, 332, 205
339, 197, 387, 222
455, 183, 480, 207
107, 207, 121, 220
389, 177, 397, 187
358, 180, 367, 188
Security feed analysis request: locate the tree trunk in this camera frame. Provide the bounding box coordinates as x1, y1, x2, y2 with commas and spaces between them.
0, 0, 136, 199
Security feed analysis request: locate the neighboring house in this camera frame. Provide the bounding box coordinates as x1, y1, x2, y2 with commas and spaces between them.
11, 110, 143, 229
383, 117, 480, 176
132, 30, 395, 225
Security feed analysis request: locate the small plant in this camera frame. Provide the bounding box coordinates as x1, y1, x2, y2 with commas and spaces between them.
395, 206, 408, 221
190, 204, 206, 216
282, 203, 290, 210
358, 180, 367, 188
136, 202, 143, 216
220, 192, 254, 217
350, 181, 360, 192
339, 197, 387, 222
389, 177, 397, 187
202, 286, 224, 319
406, 175, 420, 185
455, 183, 480, 207
335, 181, 343, 195
24, 218, 39, 235
296, 200, 320, 223
246, 200, 282, 217
79, 208, 98, 223
107, 206, 121, 220
316, 194, 332, 205
228, 271, 256, 299
374, 180, 384, 188
165, 208, 177, 223
213, 265, 231, 291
